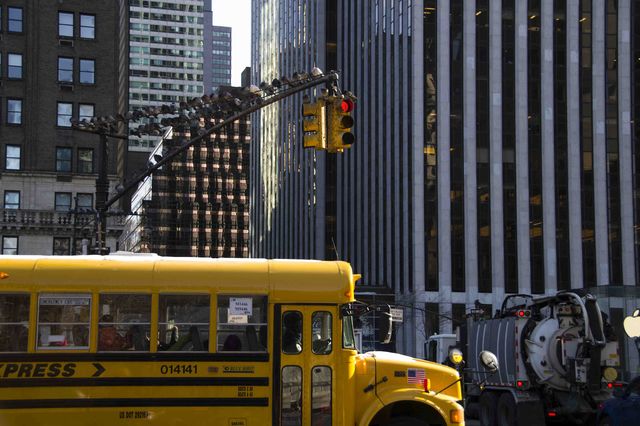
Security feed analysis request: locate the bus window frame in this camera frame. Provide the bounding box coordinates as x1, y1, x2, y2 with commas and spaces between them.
36, 292, 92, 351
0, 292, 30, 353
216, 294, 268, 353
97, 292, 152, 352
157, 292, 211, 353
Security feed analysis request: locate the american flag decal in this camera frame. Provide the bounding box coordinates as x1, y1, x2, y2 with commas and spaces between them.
407, 368, 425, 384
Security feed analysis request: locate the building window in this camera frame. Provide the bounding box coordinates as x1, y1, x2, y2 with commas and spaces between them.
58, 11, 74, 37
54, 192, 72, 212
55, 147, 72, 172
4, 190, 20, 209
5, 145, 21, 170
58, 57, 74, 83
2, 236, 18, 255
53, 237, 70, 255
8, 54, 23, 79
79, 104, 94, 123
80, 14, 95, 39
79, 59, 95, 84
57, 102, 72, 127
7, 99, 22, 125
78, 148, 94, 173
76, 193, 93, 210
7, 7, 23, 33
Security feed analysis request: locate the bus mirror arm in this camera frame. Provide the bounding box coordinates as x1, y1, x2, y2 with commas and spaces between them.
340, 302, 390, 318
363, 375, 388, 393
434, 369, 497, 396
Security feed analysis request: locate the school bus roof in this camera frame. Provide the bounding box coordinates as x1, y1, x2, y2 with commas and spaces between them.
0, 255, 356, 304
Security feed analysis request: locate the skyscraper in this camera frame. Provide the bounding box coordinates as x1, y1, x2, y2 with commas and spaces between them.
203, 24, 232, 94
0, 1, 128, 255
128, 0, 205, 154
250, 1, 640, 376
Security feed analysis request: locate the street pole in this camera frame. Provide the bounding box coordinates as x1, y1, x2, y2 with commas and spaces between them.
94, 132, 110, 254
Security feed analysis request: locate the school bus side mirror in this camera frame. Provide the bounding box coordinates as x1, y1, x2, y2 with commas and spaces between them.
377, 304, 392, 344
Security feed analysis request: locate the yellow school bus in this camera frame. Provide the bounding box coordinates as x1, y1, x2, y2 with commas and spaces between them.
0, 254, 464, 425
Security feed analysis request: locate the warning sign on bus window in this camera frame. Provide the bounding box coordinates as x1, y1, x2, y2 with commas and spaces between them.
229, 297, 252, 316
228, 314, 248, 324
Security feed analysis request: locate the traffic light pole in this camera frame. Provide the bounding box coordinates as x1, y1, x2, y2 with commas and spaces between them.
103, 71, 341, 212
94, 132, 109, 254
73, 70, 341, 252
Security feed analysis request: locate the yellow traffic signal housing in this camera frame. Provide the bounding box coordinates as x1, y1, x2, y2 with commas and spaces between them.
302, 99, 326, 150
326, 96, 355, 153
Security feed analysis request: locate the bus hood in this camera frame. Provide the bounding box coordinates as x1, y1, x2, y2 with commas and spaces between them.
367, 351, 462, 401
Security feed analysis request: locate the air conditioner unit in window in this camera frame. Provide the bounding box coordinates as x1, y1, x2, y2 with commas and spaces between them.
59, 39, 74, 47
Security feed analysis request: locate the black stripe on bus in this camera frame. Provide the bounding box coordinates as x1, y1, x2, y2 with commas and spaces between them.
0, 377, 269, 388
0, 353, 269, 362
0, 397, 269, 409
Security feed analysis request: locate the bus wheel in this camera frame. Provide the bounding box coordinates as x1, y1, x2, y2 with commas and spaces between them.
479, 392, 498, 426
386, 416, 428, 426
497, 392, 517, 426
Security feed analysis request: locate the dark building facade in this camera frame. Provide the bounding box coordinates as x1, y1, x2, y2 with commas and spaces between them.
119, 115, 250, 258
203, 22, 232, 94
0, 1, 128, 255
251, 0, 640, 375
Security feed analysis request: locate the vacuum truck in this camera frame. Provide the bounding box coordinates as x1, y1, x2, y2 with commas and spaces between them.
426, 291, 620, 426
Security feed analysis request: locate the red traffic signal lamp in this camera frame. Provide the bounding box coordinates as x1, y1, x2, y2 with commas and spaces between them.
326, 95, 355, 153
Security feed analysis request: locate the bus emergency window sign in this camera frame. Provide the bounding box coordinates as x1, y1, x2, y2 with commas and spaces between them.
229, 298, 252, 316
40, 295, 90, 306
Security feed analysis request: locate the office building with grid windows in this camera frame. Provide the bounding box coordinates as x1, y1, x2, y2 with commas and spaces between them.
0, 1, 127, 255
203, 21, 232, 94
119, 113, 250, 258
127, 0, 205, 155
250, 1, 640, 376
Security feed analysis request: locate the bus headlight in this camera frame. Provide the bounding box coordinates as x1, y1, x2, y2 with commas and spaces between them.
448, 348, 463, 365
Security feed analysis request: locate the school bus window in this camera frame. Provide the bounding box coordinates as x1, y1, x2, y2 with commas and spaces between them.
158, 294, 209, 351
342, 315, 356, 349
282, 311, 302, 354
37, 294, 90, 350
217, 295, 267, 352
312, 311, 332, 355
311, 366, 332, 426
281, 365, 302, 426
0, 293, 29, 352
98, 294, 150, 351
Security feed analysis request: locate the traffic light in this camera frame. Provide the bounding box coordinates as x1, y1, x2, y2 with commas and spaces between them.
302, 98, 326, 150
326, 95, 355, 153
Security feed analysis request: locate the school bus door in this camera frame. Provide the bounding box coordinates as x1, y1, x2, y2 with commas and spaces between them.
274, 305, 337, 426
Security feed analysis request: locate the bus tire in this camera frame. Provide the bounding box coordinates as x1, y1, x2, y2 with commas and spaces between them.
497, 392, 517, 426
479, 391, 499, 426
386, 416, 428, 426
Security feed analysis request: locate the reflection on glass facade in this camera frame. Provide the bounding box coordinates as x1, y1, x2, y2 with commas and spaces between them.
502, 0, 518, 294
554, 1, 570, 290
605, 0, 622, 284
477, 1, 491, 293
580, 1, 597, 287
634, 1, 640, 278
450, 0, 465, 293
425, 1, 438, 291
528, 0, 544, 294
250, 0, 640, 360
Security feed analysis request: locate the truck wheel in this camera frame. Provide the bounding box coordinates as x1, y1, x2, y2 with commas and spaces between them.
479, 392, 498, 426
496, 392, 517, 426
